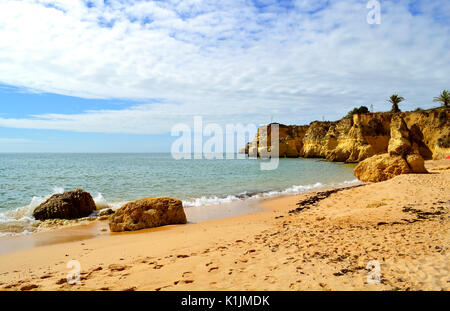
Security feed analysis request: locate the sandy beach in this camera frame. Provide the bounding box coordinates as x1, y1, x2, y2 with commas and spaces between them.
0, 159, 448, 291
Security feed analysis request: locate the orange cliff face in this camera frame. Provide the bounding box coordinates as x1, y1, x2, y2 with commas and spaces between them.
239, 109, 450, 162
402, 109, 450, 160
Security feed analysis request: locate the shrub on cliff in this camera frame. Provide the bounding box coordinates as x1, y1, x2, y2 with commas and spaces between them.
346, 106, 369, 118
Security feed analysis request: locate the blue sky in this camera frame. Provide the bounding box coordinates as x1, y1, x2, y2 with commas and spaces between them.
0, 0, 449, 152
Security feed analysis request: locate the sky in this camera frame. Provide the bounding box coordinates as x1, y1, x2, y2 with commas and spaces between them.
0, 0, 449, 152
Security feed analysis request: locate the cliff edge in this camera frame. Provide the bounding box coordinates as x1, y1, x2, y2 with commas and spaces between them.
240, 109, 449, 162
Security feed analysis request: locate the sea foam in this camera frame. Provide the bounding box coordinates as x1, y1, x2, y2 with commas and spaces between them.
182, 179, 360, 207
0, 187, 64, 236
93, 192, 110, 210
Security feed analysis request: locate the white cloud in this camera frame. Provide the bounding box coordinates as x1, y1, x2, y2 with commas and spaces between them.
0, 0, 449, 134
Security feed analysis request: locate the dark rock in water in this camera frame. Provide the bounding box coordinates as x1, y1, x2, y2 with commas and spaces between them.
33, 189, 96, 220
109, 197, 187, 232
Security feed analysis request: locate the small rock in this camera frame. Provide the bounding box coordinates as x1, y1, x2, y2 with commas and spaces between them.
98, 208, 115, 217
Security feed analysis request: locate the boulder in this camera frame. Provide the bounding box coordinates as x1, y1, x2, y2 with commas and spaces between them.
33, 189, 96, 220
109, 197, 187, 232
354, 153, 411, 182
406, 154, 428, 173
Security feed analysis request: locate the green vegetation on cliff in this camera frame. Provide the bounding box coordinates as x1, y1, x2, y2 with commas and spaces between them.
387, 94, 405, 113
434, 90, 449, 108
346, 106, 369, 118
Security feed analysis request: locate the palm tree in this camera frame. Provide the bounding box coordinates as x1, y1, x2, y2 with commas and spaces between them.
433, 90, 449, 108
387, 94, 405, 113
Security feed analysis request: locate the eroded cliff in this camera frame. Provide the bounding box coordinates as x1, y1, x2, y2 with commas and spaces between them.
240, 109, 449, 162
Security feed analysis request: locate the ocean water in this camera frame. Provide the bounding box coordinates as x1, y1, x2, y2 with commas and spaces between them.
0, 153, 358, 235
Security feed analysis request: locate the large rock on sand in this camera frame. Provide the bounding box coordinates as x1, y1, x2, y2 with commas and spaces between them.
109, 197, 187, 232
406, 153, 428, 173
354, 153, 428, 182
354, 154, 411, 182
33, 189, 96, 220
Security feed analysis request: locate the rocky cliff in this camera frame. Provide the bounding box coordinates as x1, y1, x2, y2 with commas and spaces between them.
240, 109, 449, 162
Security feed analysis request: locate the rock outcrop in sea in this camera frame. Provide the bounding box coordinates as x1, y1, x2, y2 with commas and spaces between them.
240, 109, 449, 162
33, 189, 97, 220
109, 197, 187, 232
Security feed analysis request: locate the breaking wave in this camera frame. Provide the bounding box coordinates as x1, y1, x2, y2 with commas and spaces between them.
182, 179, 360, 207
0, 186, 64, 236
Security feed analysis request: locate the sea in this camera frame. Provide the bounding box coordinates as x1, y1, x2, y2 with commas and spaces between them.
0, 153, 358, 235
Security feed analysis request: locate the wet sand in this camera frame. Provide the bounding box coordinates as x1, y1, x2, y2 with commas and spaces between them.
0, 221, 109, 255
0, 197, 267, 255
0, 160, 448, 291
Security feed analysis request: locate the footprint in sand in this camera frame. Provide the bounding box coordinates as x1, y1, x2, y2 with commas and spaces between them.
182, 271, 193, 278
118, 273, 130, 280
245, 249, 257, 255
108, 264, 128, 272
173, 279, 194, 286
155, 285, 172, 291
81, 266, 104, 280
180, 280, 194, 284
20, 284, 39, 291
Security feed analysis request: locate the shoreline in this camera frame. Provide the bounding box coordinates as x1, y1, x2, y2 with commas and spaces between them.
0, 181, 361, 255
0, 159, 448, 290
0, 176, 361, 254
0, 155, 358, 237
